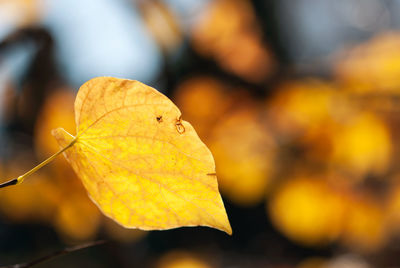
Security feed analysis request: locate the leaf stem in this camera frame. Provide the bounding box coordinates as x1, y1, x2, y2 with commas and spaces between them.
0, 138, 77, 189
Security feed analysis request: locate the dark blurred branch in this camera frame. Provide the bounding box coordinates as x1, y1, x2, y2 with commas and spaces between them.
0, 178, 19, 189
0, 240, 107, 268
0, 27, 64, 152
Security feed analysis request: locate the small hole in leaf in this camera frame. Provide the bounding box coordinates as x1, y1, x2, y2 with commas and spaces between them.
175, 117, 185, 134
156, 115, 163, 123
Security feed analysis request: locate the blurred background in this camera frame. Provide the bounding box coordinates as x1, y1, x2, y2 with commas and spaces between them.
2, 0, 400, 267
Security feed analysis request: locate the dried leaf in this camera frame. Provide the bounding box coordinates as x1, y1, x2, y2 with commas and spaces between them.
52, 77, 231, 234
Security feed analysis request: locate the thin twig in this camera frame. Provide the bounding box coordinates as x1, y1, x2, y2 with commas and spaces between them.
0, 138, 76, 189
0, 178, 19, 189
0, 240, 107, 268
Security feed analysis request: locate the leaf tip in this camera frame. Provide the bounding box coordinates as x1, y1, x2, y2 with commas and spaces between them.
223, 224, 233, 235
209, 208, 232, 235
219, 214, 233, 235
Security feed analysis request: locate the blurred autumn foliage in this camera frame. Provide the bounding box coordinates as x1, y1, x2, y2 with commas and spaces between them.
2, 0, 400, 267
173, 29, 400, 261
191, 0, 275, 83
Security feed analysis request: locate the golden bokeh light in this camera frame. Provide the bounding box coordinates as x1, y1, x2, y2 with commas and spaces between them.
341, 193, 387, 253
266, 79, 348, 140
330, 112, 391, 177
335, 32, 400, 94
297, 257, 327, 268
208, 107, 276, 206
0, 172, 59, 223
53, 194, 101, 242
157, 251, 213, 268
173, 77, 233, 139
268, 176, 346, 246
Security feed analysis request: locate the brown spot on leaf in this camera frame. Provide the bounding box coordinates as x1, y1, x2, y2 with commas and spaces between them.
175, 117, 185, 134
156, 115, 163, 123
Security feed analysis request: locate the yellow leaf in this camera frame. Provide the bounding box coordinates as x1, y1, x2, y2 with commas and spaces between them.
52, 77, 231, 234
